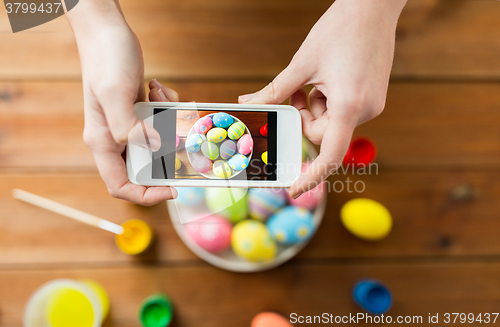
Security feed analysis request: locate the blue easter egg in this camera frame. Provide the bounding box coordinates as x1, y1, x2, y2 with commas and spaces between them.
175, 187, 205, 206
212, 112, 234, 128
185, 134, 204, 153
248, 188, 287, 221
228, 154, 249, 171
267, 206, 315, 245
220, 140, 236, 160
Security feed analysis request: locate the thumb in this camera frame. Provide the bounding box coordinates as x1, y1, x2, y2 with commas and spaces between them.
239, 62, 310, 105
99, 89, 161, 151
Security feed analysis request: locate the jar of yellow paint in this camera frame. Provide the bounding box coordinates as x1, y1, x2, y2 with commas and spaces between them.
115, 219, 155, 255
24, 279, 109, 327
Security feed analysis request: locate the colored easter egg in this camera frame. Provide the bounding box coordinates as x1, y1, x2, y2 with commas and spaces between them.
185, 134, 204, 153
205, 188, 248, 223
194, 116, 213, 134
201, 141, 219, 160
175, 187, 205, 206
261, 151, 268, 165
237, 134, 253, 155
207, 127, 227, 143
267, 206, 314, 245
248, 188, 287, 221
251, 313, 292, 327
219, 140, 236, 160
287, 163, 325, 210
185, 214, 232, 253
231, 220, 277, 262
175, 158, 182, 171
260, 124, 268, 137
228, 154, 249, 171
212, 112, 234, 128
192, 156, 213, 173
227, 121, 246, 140
343, 137, 377, 166
176, 133, 180, 148
340, 198, 392, 241
212, 160, 232, 179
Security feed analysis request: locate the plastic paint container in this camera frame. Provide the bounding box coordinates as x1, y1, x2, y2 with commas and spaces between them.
139, 294, 173, 327
115, 219, 154, 255
353, 279, 392, 315
24, 279, 108, 327
343, 137, 377, 166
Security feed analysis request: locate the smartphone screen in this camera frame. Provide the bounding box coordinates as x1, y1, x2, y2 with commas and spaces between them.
151, 108, 277, 181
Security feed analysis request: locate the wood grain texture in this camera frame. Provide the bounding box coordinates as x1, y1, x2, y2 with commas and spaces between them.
2, 262, 500, 326
1, 81, 500, 170
1, 171, 500, 266
1, 0, 500, 79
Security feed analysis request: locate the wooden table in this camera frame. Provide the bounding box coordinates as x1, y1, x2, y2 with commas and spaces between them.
1, 0, 500, 326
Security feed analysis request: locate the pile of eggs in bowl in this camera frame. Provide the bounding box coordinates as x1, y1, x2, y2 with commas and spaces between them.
185, 112, 254, 178
174, 170, 324, 263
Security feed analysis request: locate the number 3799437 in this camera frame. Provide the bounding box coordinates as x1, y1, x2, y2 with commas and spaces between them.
444, 313, 499, 324
5, 2, 62, 14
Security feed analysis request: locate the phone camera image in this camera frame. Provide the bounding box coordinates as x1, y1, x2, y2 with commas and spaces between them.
152, 108, 277, 181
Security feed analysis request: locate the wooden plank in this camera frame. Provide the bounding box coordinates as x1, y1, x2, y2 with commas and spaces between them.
1, 81, 500, 170
1, 0, 500, 79
2, 262, 500, 326
1, 170, 500, 265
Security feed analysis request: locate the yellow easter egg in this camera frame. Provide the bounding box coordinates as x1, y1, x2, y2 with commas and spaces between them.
207, 127, 227, 143
261, 151, 268, 165
175, 159, 182, 171
213, 160, 232, 179
340, 198, 392, 241
231, 220, 277, 262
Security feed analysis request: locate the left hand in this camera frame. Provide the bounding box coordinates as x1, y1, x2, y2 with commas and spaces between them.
238, 0, 406, 198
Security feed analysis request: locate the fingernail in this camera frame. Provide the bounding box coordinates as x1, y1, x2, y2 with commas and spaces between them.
151, 79, 164, 88
239, 93, 256, 103
158, 88, 167, 101
171, 187, 178, 199
150, 137, 161, 151
290, 191, 303, 200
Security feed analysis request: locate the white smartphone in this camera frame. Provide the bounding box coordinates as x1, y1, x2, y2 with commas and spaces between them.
127, 102, 302, 188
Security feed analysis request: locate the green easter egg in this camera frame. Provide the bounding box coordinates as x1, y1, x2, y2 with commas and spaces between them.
205, 188, 248, 223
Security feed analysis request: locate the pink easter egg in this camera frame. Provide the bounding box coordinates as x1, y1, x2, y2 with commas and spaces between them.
195, 116, 213, 134
192, 156, 213, 173
176, 133, 180, 148
237, 134, 253, 155
287, 163, 325, 210
185, 214, 232, 253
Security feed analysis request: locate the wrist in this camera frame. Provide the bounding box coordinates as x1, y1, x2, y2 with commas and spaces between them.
66, 0, 128, 39
336, 0, 407, 26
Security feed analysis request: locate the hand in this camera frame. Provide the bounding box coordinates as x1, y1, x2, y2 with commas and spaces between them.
238, 0, 406, 198
68, 2, 177, 205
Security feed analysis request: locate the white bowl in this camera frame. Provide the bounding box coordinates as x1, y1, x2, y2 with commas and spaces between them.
169, 138, 326, 273
186, 113, 253, 179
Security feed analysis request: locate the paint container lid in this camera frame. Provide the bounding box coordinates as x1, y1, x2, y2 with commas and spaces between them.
353, 279, 392, 315
139, 294, 173, 327
115, 219, 154, 255
343, 137, 377, 166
